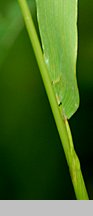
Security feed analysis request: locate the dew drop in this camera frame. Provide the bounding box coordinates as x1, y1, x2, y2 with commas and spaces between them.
44, 56, 49, 66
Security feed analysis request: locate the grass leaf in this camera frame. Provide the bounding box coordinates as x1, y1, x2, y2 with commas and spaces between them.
36, 0, 80, 119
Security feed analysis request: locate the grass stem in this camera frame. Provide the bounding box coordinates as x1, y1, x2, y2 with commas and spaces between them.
18, 0, 89, 200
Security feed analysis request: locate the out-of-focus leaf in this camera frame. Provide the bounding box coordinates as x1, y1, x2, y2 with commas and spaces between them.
0, 0, 36, 66
36, 0, 80, 119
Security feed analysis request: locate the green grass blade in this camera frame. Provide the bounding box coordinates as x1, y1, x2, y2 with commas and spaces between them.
18, 0, 89, 199
36, 0, 80, 119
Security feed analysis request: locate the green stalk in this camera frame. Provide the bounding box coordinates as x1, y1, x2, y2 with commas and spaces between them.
18, 0, 89, 200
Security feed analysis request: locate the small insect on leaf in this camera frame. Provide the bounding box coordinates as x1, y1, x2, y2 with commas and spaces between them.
36, 0, 80, 119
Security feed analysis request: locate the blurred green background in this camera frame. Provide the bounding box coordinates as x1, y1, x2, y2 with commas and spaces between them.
0, 0, 93, 199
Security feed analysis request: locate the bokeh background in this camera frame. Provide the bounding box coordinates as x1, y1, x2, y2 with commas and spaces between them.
0, 0, 93, 199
